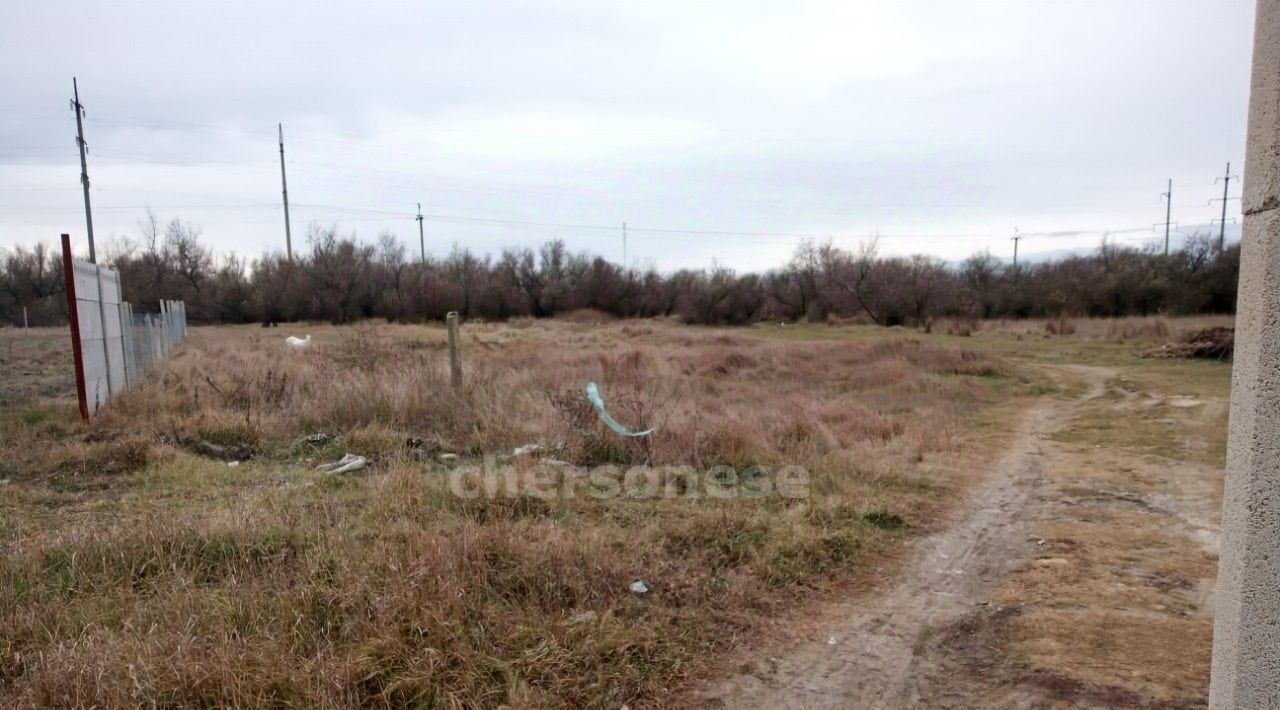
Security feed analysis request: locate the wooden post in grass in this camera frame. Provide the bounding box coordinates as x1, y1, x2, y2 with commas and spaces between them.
1210, 1, 1280, 706
446, 311, 462, 390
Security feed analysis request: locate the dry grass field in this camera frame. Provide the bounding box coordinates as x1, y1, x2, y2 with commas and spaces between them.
972, 314, 1235, 342
0, 327, 75, 408
712, 317, 1232, 708
0, 319, 1027, 708
0, 315, 1234, 707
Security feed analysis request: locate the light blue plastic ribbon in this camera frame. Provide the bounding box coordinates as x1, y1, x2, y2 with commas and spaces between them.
586, 382, 655, 438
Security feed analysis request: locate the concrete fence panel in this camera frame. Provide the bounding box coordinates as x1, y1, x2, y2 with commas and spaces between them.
60, 234, 189, 420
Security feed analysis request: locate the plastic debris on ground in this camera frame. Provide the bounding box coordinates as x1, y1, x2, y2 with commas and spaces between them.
586, 382, 655, 438
315, 453, 368, 474
292, 432, 335, 449
512, 442, 542, 457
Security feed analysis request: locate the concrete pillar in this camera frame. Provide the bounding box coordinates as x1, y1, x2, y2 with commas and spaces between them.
1210, 1, 1280, 707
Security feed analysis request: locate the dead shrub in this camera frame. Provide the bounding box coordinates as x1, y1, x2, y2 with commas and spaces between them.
762, 529, 864, 587
825, 313, 863, 327
41, 435, 159, 484
862, 510, 908, 530
945, 317, 975, 337
708, 351, 757, 376
1045, 317, 1077, 336
1144, 327, 1234, 360
557, 308, 617, 325
449, 495, 558, 523
1105, 316, 1172, 343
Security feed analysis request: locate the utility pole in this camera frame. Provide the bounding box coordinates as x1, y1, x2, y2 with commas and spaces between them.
1213, 162, 1237, 254
71, 77, 95, 263
622, 221, 628, 267
71, 80, 113, 397
278, 123, 293, 261
1160, 178, 1173, 255
1010, 228, 1021, 269
416, 203, 425, 263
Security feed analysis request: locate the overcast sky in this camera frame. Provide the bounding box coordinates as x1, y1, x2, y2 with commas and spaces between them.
0, 0, 1258, 272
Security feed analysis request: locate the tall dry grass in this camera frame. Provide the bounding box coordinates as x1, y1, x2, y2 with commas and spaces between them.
976, 314, 1235, 344
0, 320, 1018, 707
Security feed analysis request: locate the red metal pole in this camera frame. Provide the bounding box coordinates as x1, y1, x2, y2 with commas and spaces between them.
61, 234, 89, 421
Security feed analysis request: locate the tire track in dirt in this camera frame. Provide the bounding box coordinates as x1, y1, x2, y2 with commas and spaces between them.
703, 365, 1112, 709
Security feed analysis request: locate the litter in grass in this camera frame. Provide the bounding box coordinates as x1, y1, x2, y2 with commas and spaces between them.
316, 453, 367, 474
587, 382, 655, 438
292, 432, 335, 449
513, 442, 542, 457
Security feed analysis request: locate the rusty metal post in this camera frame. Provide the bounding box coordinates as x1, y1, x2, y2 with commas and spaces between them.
60, 234, 90, 421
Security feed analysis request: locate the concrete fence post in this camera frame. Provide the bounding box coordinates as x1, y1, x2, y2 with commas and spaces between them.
150, 314, 161, 366
163, 301, 172, 353
1210, 0, 1280, 707
118, 301, 131, 390
446, 311, 462, 391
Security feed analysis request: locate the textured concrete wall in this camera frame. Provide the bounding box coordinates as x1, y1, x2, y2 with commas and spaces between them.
1210, 1, 1280, 707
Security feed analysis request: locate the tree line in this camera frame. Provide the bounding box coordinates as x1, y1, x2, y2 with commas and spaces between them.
1, 215, 1239, 328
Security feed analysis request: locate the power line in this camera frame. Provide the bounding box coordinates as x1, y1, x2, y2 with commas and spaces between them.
86, 112, 274, 138
3, 105, 1246, 254
0, 197, 1230, 247
1, 93, 1244, 256
292, 203, 414, 218
91, 151, 273, 167
0, 203, 279, 212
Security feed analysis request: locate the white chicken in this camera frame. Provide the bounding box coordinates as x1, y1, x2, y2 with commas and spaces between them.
285, 334, 312, 350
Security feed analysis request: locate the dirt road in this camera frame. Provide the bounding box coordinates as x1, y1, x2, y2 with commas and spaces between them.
705, 362, 1225, 708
